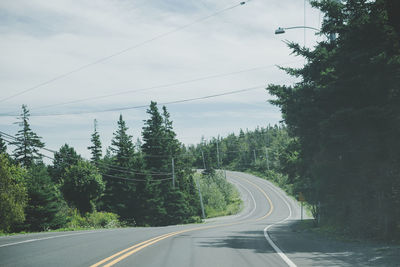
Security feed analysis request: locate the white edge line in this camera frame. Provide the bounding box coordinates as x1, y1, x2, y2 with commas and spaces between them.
0, 231, 98, 248
237, 173, 296, 267
257, 177, 297, 267
230, 171, 297, 267
229, 179, 257, 220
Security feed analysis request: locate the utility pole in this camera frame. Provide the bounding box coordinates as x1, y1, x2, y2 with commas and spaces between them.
216, 139, 220, 169
265, 147, 270, 170
195, 178, 206, 219
201, 150, 206, 170
171, 157, 175, 188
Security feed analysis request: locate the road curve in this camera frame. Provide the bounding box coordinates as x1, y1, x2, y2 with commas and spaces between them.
0, 171, 303, 267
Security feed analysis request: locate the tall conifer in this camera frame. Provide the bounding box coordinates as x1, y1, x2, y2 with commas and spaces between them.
0, 136, 7, 154
102, 115, 136, 220
11, 105, 44, 167
88, 119, 102, 164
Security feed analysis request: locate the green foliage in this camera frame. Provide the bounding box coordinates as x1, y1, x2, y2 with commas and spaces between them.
267, 0, 400, 240
190, 125, 291, 174
49, 144, 82, 184
87, 119, 102, 164
100, 114, 138, 221
66, 210, 120, 229
197, 171, 241, 218
0, 136, 7, 154
61, 160, 105, 214
22, 163, 67, 231
0, 154, 28, 233
164, 189, 190, 225
138, 102, 201, 226
11, 105, 44, 167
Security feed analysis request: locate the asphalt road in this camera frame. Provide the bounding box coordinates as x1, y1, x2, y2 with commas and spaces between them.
0, 171, 305, 267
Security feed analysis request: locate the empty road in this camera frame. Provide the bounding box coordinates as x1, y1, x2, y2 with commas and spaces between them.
1, 171, 304, 267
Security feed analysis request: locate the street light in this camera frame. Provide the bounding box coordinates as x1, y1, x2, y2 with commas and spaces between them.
274, 26, 320, 35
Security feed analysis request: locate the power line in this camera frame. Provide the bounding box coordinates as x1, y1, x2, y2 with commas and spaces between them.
0, 131, 174, 178
0, 84, 265, 117
29, 61, 299, 112
102, 174, 173, 182
97, 162, 171, 176
1, 137, 173, 182
0, 1, 250, 104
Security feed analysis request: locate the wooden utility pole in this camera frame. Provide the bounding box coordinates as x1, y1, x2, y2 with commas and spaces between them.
195, 178, 206, 219
265, 147, 270, 170
201, 150, 206, 169
216, 140, 220, 168
171, 157, 175, 188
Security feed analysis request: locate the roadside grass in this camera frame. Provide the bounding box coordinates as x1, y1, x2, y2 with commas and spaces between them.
0, 211, 123, 237
246, 169, 314, 218
2, 172, 242, 237
245, 169, 400, 246
0, 227, 100, 237
195, 171, 243, 219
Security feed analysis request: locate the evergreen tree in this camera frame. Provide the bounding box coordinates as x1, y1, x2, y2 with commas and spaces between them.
161, 106, 180, 157
110, 115, 135, 166
23, 163, 67, 231
0, 154, 27, 232
11, 105, 44, 167
141, 102, 200, 225
101, 114, 137, 220
0, 135, 7, 154
142, 102, 166, 171
88, 119, 102, 165
61, 160, 105, 214
267, 0, 400, 239
49, 144, 81, 184
141, 102, 169, 224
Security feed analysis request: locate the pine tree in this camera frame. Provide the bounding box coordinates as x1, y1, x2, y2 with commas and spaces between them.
267, 0, 400, 239
141, 102, 169, 224
161, 106, 180, 158
141, 102, 199, 225
49, 144, 82, 184
0, 135, 7, 154
23, 163, 67, 231
101, 114, 137, 220
88, 119, 102, 165
61, 160, 105, 214
0, 154, 28, 232
110, 115, 134, 166
142, 102, 165, 171
11, 105, 44, 167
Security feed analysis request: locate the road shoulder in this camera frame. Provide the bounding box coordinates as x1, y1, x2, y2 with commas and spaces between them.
268, 219, 400, 267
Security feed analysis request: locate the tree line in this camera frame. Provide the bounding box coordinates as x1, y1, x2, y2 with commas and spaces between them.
0, 102, 202, 233
266, 0, 399, 240
190, 0, 400, 241
189, 125, 297, 194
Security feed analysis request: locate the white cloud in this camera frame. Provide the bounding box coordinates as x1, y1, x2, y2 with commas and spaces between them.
0, 0, 321, 158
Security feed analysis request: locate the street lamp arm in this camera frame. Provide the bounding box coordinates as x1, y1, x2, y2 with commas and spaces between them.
275, 26, 320, 35
283, 26, 320, 31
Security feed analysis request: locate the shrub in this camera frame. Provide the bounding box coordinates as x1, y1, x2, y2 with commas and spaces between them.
66, 210, 120, 229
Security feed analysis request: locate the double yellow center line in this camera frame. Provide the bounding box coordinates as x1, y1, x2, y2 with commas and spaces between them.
90, 177, 273, 267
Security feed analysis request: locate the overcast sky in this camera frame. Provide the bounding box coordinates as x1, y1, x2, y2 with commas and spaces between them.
0, 0, 322, 159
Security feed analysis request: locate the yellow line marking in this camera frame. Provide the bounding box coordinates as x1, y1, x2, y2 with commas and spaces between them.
103, 225, 220, 267
89, 232, 177, 267
239, 178, 274, 221
91, 176, 274, 267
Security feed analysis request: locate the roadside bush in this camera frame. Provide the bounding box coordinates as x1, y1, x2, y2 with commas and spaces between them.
66, 209, 121, 229
0, 154, 28, 233
86, 211, 120, 228
198, 171, 242, 218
